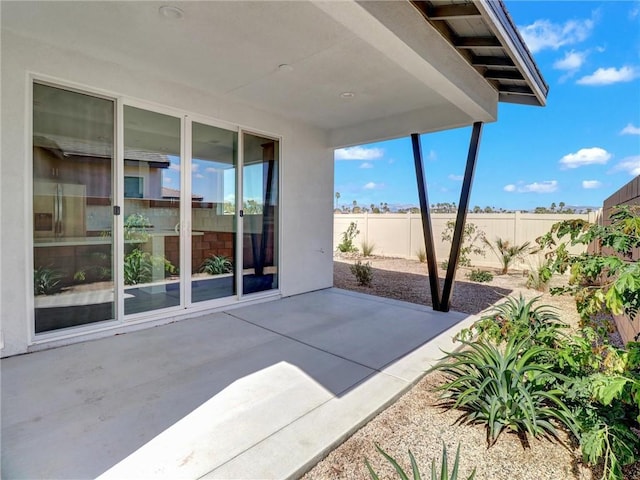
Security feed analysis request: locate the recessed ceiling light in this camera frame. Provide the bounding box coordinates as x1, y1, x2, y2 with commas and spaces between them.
278, 64, 294, 72
159, 5, 184, 19
340, 92, 355, 99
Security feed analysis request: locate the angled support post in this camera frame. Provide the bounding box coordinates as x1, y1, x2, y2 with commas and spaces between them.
441, 122, 484, 311
411, 133, 441, 311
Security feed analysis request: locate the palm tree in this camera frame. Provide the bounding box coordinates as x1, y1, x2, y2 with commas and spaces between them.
335, 192, 341, 209
483, 237, 531, 274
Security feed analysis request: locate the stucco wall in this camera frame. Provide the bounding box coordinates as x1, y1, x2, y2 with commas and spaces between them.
1, 31, 333, 357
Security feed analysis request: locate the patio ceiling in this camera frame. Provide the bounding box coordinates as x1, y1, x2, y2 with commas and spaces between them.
2, 1, 546, 147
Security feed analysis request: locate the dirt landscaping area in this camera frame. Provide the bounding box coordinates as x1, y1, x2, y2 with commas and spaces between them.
300, 255, 638, 480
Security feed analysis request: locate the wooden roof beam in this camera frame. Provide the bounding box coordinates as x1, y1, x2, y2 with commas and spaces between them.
428, 3, 481, 20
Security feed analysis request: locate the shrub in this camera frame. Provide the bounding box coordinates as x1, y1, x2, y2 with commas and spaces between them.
526, 258, 552, 292
361, 240, 376, 257
466, 269, 493, 283
350, 260, 373, 286
416, 247, 427, 263
441, 221, 486, 267
33, 266, 63, 295
199, 254, 233, 275
483, 237, 531, 274
431, 337, 577, 446
124, 248, 176, 285
337, 222, 360, 253
365, 443, 476, 480
458, 295, 567, 347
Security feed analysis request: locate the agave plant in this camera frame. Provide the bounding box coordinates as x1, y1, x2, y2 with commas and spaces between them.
467, 295, 567, 347
198, 254, 233, 275
432, 337, 577, 446
365, 443, 476, 480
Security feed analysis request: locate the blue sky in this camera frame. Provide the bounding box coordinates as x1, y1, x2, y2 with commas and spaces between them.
334, 1, 640, 211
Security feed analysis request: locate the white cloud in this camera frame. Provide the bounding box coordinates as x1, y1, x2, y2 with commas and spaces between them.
577, 66, 639, 85
521, 181, 558, 193
560, 147, 612, 169
504, 181, 558, 193
613, 156, 640, 176
163, 176, 172, 183
360, 162, 374, 169
553, 50, 587, 71
194, 173, 204, 179
582, 180, 602, 189
335, 146, 384, 160
427, 150, 437, 162
169, 162, 180, 171
363, 182, 383, 190
448, 174, 463, 181
621, 123, 640, 135
519, 18, 594, 53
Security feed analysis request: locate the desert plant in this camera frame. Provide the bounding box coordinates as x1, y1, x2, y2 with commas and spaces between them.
350, 260, 373, 286
526, 257, 552, 292
123, 212, 152, 243
416, 247, 427, 263
458, 295, 567, 347
432, 337, 577, 446
33, 266, 63, 295
361, 240, 376, 257
124, 248, 176, 285
337, 222, 360, 253
466, 269, 493, 283
199, 254, 233, 275
365, 443, 476, 480
483, 237, 531, 274
441, 221, 486, 267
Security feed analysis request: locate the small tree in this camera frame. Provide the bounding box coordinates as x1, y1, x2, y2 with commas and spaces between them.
441, 220, 486, 267
483, 237, 531, 274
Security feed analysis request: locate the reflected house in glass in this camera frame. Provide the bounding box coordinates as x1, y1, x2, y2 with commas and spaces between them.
1, 1, 547, 356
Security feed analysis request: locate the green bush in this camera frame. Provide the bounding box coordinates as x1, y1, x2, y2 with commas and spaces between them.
365, 443, 476, 480
337, 222, 360, 253
432, 337, 577, 446
458, 295, 567, 347
441, 221, 486, 267
124, 248, 176, 285
199, 254, 233, 275
33, 266, 63, 295
466, 269, 493, 283
483, 237, 531, 274
350, 260, 373, 286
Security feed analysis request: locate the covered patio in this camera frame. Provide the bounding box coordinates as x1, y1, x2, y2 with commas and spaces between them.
1, 288, 475, 479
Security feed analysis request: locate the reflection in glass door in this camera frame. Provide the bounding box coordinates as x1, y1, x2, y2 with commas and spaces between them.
123, 106, 182, 315
242, 132, 279, 294
32, 83, 115, 333
191, 122, 238, 302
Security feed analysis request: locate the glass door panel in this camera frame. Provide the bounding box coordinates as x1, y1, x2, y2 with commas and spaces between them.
32, 83, 115, 333
123, 106, 182, 315
191, 122, 238, 303
242, 133, 279, 294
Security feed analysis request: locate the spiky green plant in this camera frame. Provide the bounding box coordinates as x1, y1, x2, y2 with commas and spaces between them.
199, 254, 233, 275
483, 237, 531, 274
432, 337, 577, 446
416, 247, 427, 263
365, 443, 476, 480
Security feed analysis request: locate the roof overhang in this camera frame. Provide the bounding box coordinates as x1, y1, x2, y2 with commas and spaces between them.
2, 1, 547, 148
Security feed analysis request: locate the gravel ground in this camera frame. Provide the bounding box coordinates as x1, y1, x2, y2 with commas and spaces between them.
300, 255, 639, 480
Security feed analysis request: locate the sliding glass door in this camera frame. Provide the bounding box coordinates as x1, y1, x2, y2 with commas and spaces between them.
32, 83, 280, 336
123, 106, 182, 315
32, 83, 116, 333
190, 122, 238, 303
242, 132, 279, 294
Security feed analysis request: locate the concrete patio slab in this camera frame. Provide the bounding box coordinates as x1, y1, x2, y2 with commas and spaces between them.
1, 288, 477, 480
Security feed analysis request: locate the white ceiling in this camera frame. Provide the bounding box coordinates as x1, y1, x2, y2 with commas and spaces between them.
3, 1, 499, 146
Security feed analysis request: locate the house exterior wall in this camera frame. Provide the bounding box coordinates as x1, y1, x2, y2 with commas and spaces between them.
1, 31, 333, 357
